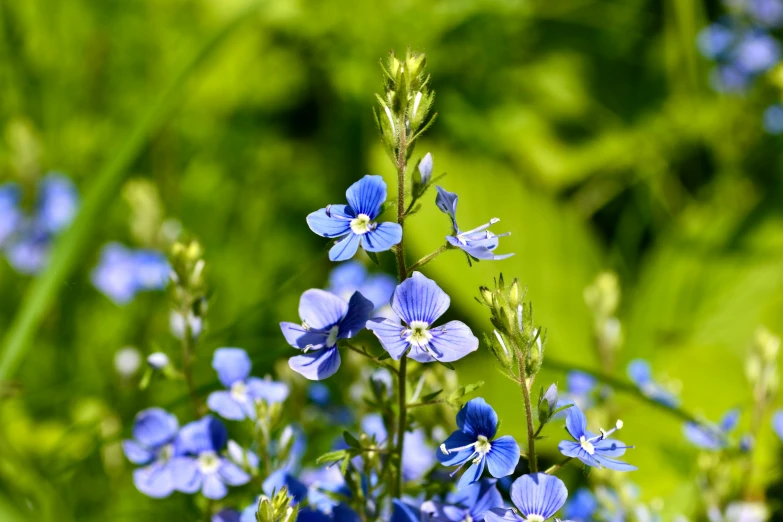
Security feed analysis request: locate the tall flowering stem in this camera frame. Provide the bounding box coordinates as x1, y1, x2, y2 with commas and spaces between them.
375, 48, 436, 498
517, 355, 538, 473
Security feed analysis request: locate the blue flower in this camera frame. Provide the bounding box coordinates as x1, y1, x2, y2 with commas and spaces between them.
37, 173, 79, 234
683, 409, 740, 450
281, 289, 373, 380
420, 479, 504, 521
122, 408, 180, 498
764, 104, 783, 134
391, 500, 421, 522
435, 186, 512, 261
328, 261, 397, 319
0, 184, 21, 247
437, 398, 520, 489
213, 510, 241, 522
366, 272, 479, 363
626, 359, 679, 408
207, 348, 289, 420
484, 473, 568, 522
91, 243, 169, 304
170, 416, 251, 499
733, 29, 780, 73
558, 405, 636, 471
360, 413, 435, 481
749, 0, 783, 27
563, 488, 597, 522
773, 410, 783, 441
263, 469, 308, 503
698, 21, 737, 59
306, 175, 402, 261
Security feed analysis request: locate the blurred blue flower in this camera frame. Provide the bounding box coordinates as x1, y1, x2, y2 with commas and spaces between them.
306, 175, 402, 261
418, 152, 434, 186
207, 348, 289, 421
263, 469, 308, 503
484, 473, 568, 522
763, 103, 783, 133
563, 488, 597, 522
308, 382, 331, 406
170, 416, 250, 499
301, 466, 351, 514
91, 242, 169, 304
773, 410, 783, 440
367, 272, 478, 363
684, 409, 740, 450
122, 408, 180, 498
558, 405, 636, 471
420, 478, 504, 521
281, 289, 373, 380
359, 413, 435, 481
227, 439, 260, 472
2, 173, 79, 274
435, 186, 513, 261
734, 29, 780, 73
328, 261, 397, 320
698, 21, 737, 59
213, 510, 241, 522
392, 500, 421, 522
437, 398, 520, 489
748, 0, 783, 27
627, 359, 679, 408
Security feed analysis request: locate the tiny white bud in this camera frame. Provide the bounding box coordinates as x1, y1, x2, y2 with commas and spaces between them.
147, 352, 169, 370
616, 419, 624, 429
115, 347, 141, 377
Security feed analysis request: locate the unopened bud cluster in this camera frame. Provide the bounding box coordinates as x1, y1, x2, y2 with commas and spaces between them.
584, 271, 623, 365
375, 49, 436, 161
168, 239, 208, 339
256, 487, 298, 522
478, 275, 547, 377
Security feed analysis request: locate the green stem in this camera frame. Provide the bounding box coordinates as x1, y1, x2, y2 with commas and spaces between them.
545, 456, 573, 475
181, 309, 202, 416
407, 399, 446, 409
393, 112, 409, 499
518, 360, 538, 473
406, 244, 449, 272
545, 357, 702, 424
344, 342, 399, 375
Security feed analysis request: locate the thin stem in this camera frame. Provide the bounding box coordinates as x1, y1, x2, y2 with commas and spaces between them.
406, 244, 449, 272
181, 304, 203, 416
407, 399, 447, 409
519, 361, 538, 473
393, 116, 409, 499
344, 342, 399, 375
545, 456, 573, 475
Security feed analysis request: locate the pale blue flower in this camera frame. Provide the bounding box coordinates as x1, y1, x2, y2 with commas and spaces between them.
558, 405, 636, 471
485, 473, 568, 522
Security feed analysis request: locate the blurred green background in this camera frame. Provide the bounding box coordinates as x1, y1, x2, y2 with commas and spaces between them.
2, 0, 783, 520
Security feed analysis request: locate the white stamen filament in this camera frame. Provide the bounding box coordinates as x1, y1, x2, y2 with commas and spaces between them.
412, 91, 422, 118
458, 218, 500, 240
384, 106, 395, 134
494, 330, 509, 357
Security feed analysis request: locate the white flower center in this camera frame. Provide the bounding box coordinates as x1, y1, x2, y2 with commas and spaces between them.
526, 515, 545, 522
231, 381, 248, 402
157, 443, 173, 462
405, 320, 432, 347
475, 435, 492, 455
350, 214, 372, 234
580, 435, 595, 455
197, 451, 220, 474
326, 325, 340, 347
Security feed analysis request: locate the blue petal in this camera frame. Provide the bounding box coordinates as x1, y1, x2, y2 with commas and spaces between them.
91, 242, 138, 304
263, 470, 308, 503
366, 318, 409, 360
133, 462, 175, 498
435, 186, 459, 230
361, 413, 388, 441
175, 416, 228, 455
391, 271, 450, 325
774, 410, 783, 441
132, 408, 179, 448
212, 348, 252, 387
594, 437, 629, 457
240, 501, 259, 522
456, 398, 498, 439
457, 458, 486, 490
338, 291, 374, 338
328, 261, 367, 299
329, 232, 362, 261
437, 430, 478, 466
346, 175, 387, 218
280, 322, 328, 350
403, 429, 435, 481
510, 473, 568, 520
207, 391, 246, 420
122, 439, 155, 465
298, 509, 332, 522
202, 473, 228, 499
484, 508, 524, 522
212, 509, 242, 522
361, 273, 397, 310
418, 152, 433, 183
247, 377, 289, 404
486, 435, 520, 478
567, 371, 596, 396
299, 289, 349, 330
720, 408, 741, 432
362, 222, 402, 252
426, 320, 479, 362
307, 205, 353, 238
447, 478, 504, 519
218, 459, 251, 486
169, 457, 202, 493
37, 173, 78, 234
592, 453, 637, 471
683, 422, 724, 450
289, 346, 341, 380
627, 359, 652, 386
391, 500, 422, 522
564, 488, 597, 521
420, 501, 467, 521
565, 405, 588, 440
133, 250, 170, 290
447, 235, 514, 261
557, 440, 584, 460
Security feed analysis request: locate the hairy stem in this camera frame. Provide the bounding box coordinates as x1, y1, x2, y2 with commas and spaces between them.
393, 115, 409, 499
406, 244, 449, 272
181, 304, 203, 416
517, 349, 538, 473
545, 456, 573, 475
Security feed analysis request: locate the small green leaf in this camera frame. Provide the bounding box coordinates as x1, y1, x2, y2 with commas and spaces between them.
421, 389, 443, 402
316, 450, 348, 465
366, 251, 380, 266
437, 360, 456, 371
376, 351, 392, 361
343, 431, 360, 448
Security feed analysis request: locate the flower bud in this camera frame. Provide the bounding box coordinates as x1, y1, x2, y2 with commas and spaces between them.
147, 352, 170, 370
538, 383, 558, 425
485, 330, 515, 370
525, 328, 545, 376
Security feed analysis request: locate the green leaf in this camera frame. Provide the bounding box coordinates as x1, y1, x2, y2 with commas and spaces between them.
376, 351, 392, 361
437, 360, 456, 371
343, 431, 360, 448
366, 251, 380, 266
316, 450, 348, 466
421, 389, 443, 402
